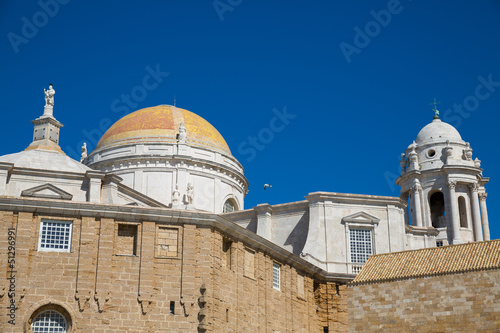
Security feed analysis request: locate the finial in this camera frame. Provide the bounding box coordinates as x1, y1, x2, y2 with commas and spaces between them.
430, 98, 441, 119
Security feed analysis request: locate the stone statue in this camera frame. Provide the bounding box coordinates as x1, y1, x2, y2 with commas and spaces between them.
43, 84, 55, 117
186, 183, 194, 205
44, 84, 55, 107
464, 143, 473, 161
178, 123, 187, 143
172, 185, 181, 205
399, 153, 407, 174
80, 142, 87, 162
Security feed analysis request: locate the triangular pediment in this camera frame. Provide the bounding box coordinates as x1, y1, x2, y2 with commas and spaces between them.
21, 183, 73, 200
342, 211, 380, 225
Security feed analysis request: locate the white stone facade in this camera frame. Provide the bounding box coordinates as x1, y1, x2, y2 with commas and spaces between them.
0, 87, 491, 278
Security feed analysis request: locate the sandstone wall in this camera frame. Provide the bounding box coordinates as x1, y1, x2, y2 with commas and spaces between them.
348, 269, 500, 332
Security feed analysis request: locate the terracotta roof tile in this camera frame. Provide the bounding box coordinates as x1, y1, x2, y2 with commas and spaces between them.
350, 239, 500, 285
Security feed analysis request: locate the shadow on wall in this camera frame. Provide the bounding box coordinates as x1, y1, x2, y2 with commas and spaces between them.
284, 211, 309, 255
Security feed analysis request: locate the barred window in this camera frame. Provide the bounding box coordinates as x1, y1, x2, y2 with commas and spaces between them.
350, 229, 372, 264
38, 220, 73, 252
272, 262, 281, 290
31, 309, 67, 332
223, 199, 236, 213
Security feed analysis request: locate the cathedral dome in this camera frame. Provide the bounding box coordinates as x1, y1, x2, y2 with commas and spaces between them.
96, 105, 231, 155
415, 118, 462, 144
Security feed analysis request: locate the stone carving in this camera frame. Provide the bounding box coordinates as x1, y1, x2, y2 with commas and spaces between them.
464, 142, 473, 161
43, 84, 55, 117
399, 153, 407, 174
478, 192, 487, 201
178, 123, 187, 143
444, 140, 453, 160
410, 183, 421, 193
137, 293, 154, 315
180, 297, 195, 317
80, 142, 87, 162
44, 84, 55, 107
75, 290, 91, 311
407, 142, 419, 170
474, 157, 481, 168
468, 183, 479, 192
447, 180, 457, 189
172, 184, 180, 204
186, 183, 194, 205
95, 291, 111, 313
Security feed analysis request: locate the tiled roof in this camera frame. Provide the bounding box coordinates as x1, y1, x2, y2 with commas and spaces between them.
350, 239, 500, 285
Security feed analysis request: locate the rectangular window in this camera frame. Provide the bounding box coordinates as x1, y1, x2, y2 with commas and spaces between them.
273, 262, 281, 290
436, 240, 443, 247
155, 226, 179, 258
116, 224, 138, 256
350, 229, 373, 264
38, 220, 72, 252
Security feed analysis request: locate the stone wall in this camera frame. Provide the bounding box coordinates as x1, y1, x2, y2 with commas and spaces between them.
348, 269, 500, 332
0, 210, 348, 332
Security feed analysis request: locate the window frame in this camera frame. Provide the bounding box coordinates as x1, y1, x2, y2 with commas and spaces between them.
31, 309, 68, 333
349, 228, 373, 264
342, 212, 378, 274
272, 262, 281, 290
37, 219, 73, 253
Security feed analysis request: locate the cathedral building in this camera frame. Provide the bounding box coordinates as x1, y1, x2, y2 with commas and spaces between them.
0, 85, 491, 332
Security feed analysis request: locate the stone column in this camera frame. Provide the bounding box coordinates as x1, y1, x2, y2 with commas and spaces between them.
479, 193, 490, 241
254, 204, 273, 241
447, 180, 461, 244
468, 183, 483, 241
411, 183, 423, 227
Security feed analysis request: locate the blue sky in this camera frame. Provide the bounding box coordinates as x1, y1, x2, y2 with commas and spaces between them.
1, 0, 500, 239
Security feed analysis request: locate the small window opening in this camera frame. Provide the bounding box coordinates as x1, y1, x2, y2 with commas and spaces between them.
430, 192, 446, 228
226, 308, 229, 322
324, 327, 329, 333
170, 301, 175, 315
436, 240, 443, 247
117, 224, 138, 255
458, 196, 467, 228
336, 284, 340, 296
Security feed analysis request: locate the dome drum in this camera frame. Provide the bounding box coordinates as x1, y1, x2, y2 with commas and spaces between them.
85, 105, 248, 214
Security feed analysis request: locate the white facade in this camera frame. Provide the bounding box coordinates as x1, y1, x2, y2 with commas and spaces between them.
0, 86, 491, 276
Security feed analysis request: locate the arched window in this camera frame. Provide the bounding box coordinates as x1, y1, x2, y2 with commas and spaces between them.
430, 191, 446, 228
223, 199, 237, 213
458, 196, 467, 228
31, 309, 68, 333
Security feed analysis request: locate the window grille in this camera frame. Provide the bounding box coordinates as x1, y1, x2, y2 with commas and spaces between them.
272, 262, 281, 290
31, 310, 67, 333
38, 220, 72, 252
350, 229, 373, 264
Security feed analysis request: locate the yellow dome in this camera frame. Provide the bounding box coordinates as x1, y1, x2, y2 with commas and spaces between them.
96, 105, 231, 155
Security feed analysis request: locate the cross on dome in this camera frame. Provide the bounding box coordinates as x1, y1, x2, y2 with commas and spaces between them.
430, 98, 441, 119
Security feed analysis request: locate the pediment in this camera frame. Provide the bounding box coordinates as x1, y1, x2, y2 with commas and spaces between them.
342, 211, 380, 225
21, 183, 73, 200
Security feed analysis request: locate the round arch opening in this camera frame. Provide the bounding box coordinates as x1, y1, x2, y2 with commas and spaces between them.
29, 304, 72, 333
223, 198, 238, 213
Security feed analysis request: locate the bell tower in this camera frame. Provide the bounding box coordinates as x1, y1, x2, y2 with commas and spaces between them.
396, 104, 489, 245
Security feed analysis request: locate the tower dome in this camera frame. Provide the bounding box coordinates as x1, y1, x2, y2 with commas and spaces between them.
415, 118, 462, 144
85, 105, 247, 214
396, 112, 488, 247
